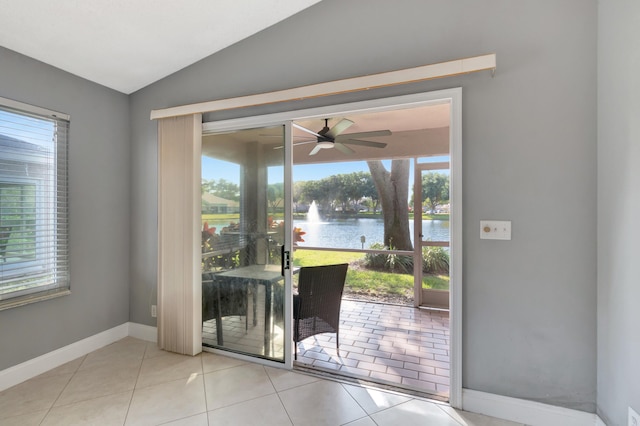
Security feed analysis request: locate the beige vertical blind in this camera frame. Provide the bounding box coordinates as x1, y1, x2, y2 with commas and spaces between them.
157, 114, 202, 355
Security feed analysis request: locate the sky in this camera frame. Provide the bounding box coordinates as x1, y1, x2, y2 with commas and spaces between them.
0, 110, 55, 148
202, 156, 450, 185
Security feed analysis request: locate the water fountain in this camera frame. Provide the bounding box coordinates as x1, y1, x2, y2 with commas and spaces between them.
307, 201, 320, 223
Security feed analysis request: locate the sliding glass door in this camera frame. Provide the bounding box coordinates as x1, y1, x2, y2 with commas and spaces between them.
201, 124, 291, 363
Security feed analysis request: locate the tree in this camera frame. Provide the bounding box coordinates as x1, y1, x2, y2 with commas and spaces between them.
292, 181, 306, 212
327, 175, 349, 211
267, 182, 284, 214
300, 180, 323, 205
367, 159, 413, 251
202, 178, 240, 201
295, 170, 382, 217
344, 171, 374, 211
358, 172, 379, 213
422, 173, 449, 213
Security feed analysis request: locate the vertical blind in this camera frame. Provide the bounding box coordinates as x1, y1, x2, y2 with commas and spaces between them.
0, 100, 69, 307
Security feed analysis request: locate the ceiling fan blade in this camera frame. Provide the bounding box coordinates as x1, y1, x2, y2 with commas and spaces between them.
260, 134, 308, 138
325, 118, 355, 139
309, 144, 323, 156
334, 143, 355, 154
272, 139, 317, 150
341, 139, 388, 149
335, 130, 392, 140
293, 123, 322, 138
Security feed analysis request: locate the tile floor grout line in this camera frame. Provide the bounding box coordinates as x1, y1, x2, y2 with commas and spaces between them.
337, 381, 377, 426
204, 364, 282, 414
200, 351, 211, 426
121, 341, 148, 426
266, 368, 297, 426
39, 356, 81, 424
434, 403, 466, 426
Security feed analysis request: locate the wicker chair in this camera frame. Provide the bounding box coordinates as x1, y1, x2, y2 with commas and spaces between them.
202, 272, 249, 346
293, 263, 348, 360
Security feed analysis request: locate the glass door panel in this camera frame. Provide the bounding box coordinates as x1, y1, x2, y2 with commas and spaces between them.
201, 124, 288, 361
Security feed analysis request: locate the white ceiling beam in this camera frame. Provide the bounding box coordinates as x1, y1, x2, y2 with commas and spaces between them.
150, 54, 496, 120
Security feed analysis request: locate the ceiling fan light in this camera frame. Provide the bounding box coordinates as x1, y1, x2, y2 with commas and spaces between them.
317, 141, 333, 149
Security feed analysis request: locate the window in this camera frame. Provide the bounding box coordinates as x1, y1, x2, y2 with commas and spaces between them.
0, 97, 69, 309
1, 183, 36, 262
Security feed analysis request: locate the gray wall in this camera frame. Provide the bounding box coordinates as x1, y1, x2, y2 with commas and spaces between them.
597, 0, 640, 424
0, 47, 131, 370
130, 0, 597, 411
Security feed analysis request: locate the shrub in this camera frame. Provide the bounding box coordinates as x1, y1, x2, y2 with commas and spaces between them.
363, 242, 387, 269
364, 242, 413, 274
363, 243, 450, 275
422, 246, 449, 274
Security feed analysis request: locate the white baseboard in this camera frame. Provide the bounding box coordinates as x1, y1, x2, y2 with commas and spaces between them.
463, 389, 598, 426
128, 322, 157, 342
595, 414, 607, 426
0, 322, 158, 392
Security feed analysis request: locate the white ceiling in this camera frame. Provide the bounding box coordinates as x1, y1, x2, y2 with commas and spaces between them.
0, 0, 322, 94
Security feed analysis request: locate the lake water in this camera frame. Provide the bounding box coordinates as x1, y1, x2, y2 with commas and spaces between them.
204, 217, 449, 250
295, 218, 449, 249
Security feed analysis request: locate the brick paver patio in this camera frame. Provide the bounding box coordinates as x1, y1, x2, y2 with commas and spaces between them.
295, 299, 450, 400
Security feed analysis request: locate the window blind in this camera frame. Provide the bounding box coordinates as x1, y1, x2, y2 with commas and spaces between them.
0, 99, 69, 308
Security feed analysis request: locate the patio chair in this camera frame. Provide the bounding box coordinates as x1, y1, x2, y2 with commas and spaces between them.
293, 263, 349, 360
202, 272, 250, 346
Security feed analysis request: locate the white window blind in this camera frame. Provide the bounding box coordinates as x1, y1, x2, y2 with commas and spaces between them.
0, 98, 69, 309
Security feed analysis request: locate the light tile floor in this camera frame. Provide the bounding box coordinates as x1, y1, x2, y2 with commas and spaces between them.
0, 337, 524, 425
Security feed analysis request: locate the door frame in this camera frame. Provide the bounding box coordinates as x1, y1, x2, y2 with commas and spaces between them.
413, 160, 452, 310
200, 122, 295, 369
202, 88, 463, 407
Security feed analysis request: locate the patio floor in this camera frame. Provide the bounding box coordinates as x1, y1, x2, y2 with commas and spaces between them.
203, 292, 450, 401
295, 299, 450, 400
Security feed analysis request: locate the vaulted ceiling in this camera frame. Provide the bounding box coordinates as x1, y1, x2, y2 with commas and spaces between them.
0, 0, 322, 94
1, 0, 452, 161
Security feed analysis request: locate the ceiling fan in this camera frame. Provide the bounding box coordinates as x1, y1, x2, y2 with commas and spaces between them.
286, 118, 391, 156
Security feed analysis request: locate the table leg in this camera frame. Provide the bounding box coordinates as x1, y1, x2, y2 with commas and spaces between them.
252, 282, 258, 326
264, 282, 271, 357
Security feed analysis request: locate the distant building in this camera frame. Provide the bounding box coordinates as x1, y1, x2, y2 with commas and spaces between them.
202, 193, 239, 214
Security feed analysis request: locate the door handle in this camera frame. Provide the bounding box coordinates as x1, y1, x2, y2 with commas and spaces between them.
280, 245, 291, 276
281, 245, 284, 275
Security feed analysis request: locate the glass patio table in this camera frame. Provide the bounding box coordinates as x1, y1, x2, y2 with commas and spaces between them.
215, 264, 297, 358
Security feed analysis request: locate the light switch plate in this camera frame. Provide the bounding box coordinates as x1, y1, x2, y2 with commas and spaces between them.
480, 220, 512, 240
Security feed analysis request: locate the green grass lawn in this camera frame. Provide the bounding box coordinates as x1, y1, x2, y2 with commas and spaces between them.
292, 249, 449, 296
292, 249, 363, 266
423, 213, 449, 221
201, 214, 240, 223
